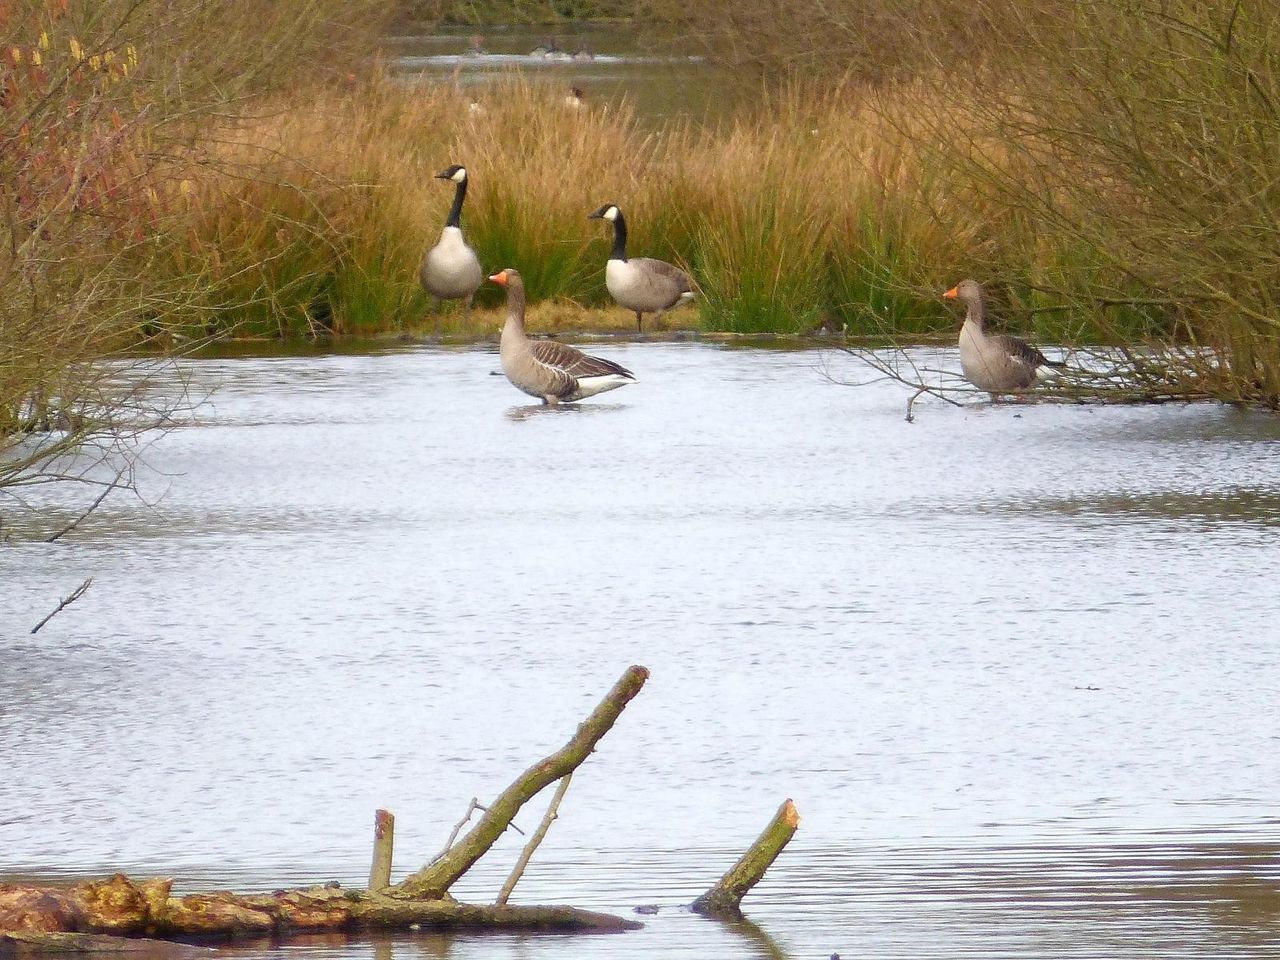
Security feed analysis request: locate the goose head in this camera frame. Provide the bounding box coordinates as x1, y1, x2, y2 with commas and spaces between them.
435, 164, 468, 184
488, 268, 521, 287
588, 203, 620, 222
944, 279, 984, 308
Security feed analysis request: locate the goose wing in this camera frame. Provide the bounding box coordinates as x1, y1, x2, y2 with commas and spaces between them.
993, 333, 1051, 369
631, 257, 694, 308
530, 339, 635, 379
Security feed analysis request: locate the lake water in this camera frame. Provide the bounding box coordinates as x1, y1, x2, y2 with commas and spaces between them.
386, 25, 742, 123
3, 342, 1280, 959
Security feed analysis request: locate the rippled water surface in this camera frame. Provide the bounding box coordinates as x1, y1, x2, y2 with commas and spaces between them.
3, 343, 1280, 959
386, 25, 740, 123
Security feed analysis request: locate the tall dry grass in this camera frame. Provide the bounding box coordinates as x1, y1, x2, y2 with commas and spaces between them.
168, 74, 1032, 339
663, 0, 1280, 404
0, 0, 389, 511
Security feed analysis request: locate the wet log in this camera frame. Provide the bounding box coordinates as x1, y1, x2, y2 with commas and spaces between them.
394, 665, 650, 900
690, 799, 800, 919
0, 932, 210, 956
0, 668, 654, 943
0, 877, 639, 938
368, 810, 395, 891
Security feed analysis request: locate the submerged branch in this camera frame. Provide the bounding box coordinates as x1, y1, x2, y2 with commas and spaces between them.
395, 665, 650, 899
691, 799, 801, 920
496, 773, 574, 906
30, 578, 94, 635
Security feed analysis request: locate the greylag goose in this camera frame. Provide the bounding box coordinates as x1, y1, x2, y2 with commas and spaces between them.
945, 279, 1066, 395
491, 269, 635, 403
419, 165, 484, 311
588, 204, 695, 332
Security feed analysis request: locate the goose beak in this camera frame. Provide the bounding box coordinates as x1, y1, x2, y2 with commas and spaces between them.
488, 271, 508, 286
943, 286, 959, 300
434, 170, 451, 179
587, 212, 602, 220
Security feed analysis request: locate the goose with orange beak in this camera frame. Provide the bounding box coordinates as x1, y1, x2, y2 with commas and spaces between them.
945, 279, 1066, 396
491, 268, 635, 404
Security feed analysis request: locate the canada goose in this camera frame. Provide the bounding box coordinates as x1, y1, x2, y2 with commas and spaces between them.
944, 279, 1066, 395
564, 86, 584, 109
587, 204, 695, 332
419, 165, 484, 312
529, 38, 551, 58
490, 269, 635, 403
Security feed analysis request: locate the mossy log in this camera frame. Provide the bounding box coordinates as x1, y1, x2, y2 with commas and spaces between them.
690, 799, 800, 919
0, 667, 652, 944
0, 931, 210, 956
393, 665, 650, 900
0, 875, 639, 939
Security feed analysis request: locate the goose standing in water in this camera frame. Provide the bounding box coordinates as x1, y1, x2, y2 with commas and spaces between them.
588, 203, 695, 332
491, 269, 635, 403
419, 165, 484, 314
945, 279, 1066, 395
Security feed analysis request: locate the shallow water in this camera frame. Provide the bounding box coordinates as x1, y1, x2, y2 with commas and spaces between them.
386, 25, 741, 123
3, 343, 1280, 959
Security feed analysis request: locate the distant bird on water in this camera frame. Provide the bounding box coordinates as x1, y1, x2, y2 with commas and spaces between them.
419, 164, 483, 314
944, 279, 1067, 395
490, 268, 636, 403
588, 203, 695, 332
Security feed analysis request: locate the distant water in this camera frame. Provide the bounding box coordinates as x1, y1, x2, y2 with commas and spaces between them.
3, 343, 1280, 959
385, 25, 741, 123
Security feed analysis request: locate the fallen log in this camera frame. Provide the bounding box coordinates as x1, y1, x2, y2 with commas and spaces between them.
0, 931, 209, 957
690, 799, 800, 919
0, 666, 652, 942
0, 876, 639, 938
394, 665, 650, 899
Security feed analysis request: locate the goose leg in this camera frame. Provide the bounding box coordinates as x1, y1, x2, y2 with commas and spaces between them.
635, 311, 644, 333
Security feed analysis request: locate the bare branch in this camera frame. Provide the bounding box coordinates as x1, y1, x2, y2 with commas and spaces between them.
31, 578, 94, 635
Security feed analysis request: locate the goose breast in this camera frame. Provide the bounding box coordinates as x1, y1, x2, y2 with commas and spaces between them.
605, 258, 692, 313
421, 226, 483, 300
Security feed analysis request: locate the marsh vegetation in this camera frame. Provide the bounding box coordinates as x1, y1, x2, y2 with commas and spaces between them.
2, 0, 1278, 503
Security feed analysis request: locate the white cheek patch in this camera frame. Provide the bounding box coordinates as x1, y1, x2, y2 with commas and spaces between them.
603, 206, 619, 221
452, 168, 468, 183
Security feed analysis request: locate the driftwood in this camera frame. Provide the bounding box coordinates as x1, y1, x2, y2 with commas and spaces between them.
1, 664, 799, 951
367, 810, 394, 892
394, 665, 649, 899
691, 799, 801, 919
0, 667, 651, 943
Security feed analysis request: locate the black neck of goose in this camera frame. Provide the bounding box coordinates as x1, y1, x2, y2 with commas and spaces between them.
610, 212, 628, 261
446, 179, 467, 228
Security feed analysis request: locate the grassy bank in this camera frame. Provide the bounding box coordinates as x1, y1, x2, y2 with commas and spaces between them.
166, 75, 1149, 345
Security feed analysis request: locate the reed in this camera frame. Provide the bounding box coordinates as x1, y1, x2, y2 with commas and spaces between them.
169, 74, 1029, 340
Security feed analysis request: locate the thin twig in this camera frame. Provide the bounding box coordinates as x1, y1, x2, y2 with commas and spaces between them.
31, 578, 94, 635
45, 468, 128, 543
495, 772, 574, 906
432, 797, 526, 866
